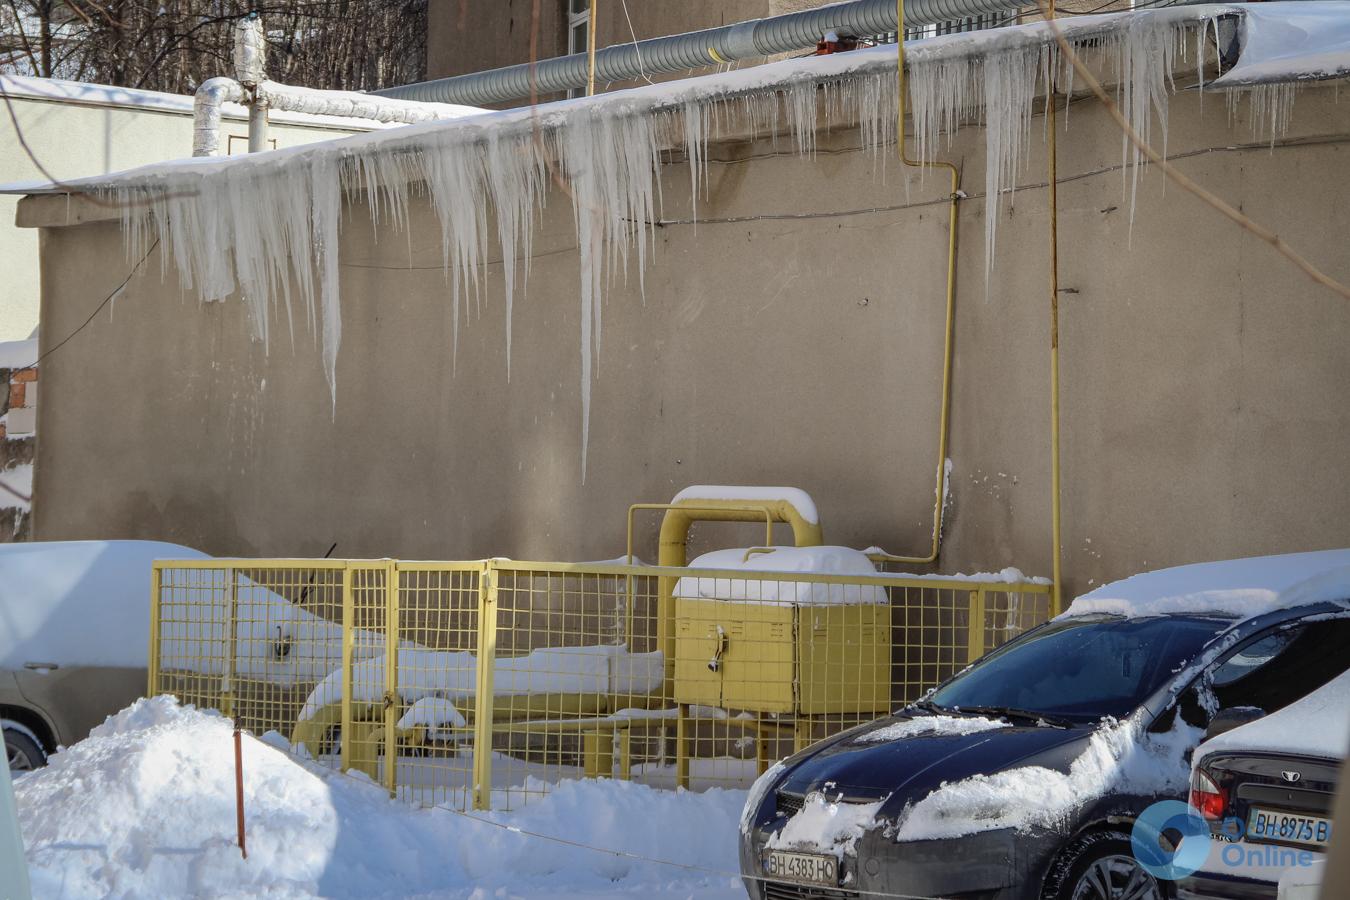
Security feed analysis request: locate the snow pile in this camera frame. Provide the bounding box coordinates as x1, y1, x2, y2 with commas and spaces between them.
1061, 549, 1350, 620
855, 714, 1010, 743
15, 696, 746, 899
674, 546, 887, 606
894, 716, 1202, 840
1196, 668, 1350, 761
11, 5, 1337, 476
766, 793, 886, 862
299, 644, 664, 722
671, 485, 819, 525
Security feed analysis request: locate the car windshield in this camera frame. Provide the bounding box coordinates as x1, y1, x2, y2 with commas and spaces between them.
927, 615, 1228, 722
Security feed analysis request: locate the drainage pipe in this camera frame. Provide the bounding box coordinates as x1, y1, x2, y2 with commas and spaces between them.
374, 0, 1031, 106
869, 0, 964, 569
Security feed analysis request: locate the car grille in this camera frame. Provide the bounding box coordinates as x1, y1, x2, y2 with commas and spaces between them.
762, 882, 860, 900
776, 791, 804, 817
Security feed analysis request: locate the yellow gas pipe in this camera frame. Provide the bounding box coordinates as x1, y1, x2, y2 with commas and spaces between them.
871, 0, 964, 567
1046, 0, 1064, 615
587, 1, 599, 96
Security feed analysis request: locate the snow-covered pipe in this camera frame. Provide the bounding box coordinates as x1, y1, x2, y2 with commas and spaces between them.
233, 17, 266, 88
191, 78, 472, 157
375, 0, 1030, 106
257, 82, 462, 126
192, 76, 247, 157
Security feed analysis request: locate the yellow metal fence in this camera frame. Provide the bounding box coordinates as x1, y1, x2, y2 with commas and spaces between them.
149, 558, 1053, 811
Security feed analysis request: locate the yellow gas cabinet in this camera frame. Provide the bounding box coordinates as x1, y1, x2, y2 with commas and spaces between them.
646, 489, 893, 787
673, 597, 891, 715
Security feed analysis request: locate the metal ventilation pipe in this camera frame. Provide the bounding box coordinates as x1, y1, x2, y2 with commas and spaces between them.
375, 0, 1030, 106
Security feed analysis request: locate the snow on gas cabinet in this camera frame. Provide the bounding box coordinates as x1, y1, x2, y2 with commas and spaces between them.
671, 545, 891, 720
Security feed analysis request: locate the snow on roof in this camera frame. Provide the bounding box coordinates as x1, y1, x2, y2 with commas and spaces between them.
1212, 3, 1350, 86
1196, 669, 1350, 762
0, 338, 37, 369
1061, 549, 1350, 620
6, 3, 1344, 200
0, 72, 398, 131
0, 540, 208, 669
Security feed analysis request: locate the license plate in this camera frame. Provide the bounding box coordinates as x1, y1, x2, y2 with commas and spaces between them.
764, 849, 839, 887
1247, 807, 1334, 848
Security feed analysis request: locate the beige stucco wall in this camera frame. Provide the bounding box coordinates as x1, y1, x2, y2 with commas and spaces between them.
19, 81, 1350, 598
0, 90, 373, 341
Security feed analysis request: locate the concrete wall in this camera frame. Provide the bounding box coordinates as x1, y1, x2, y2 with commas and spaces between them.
0, 85, 375, 341
19, 82, 1350, 599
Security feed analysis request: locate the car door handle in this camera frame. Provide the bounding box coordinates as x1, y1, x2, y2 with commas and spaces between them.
24, 661, 59, 671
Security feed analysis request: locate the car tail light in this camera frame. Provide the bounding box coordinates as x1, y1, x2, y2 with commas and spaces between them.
1190, 768, 1227, 820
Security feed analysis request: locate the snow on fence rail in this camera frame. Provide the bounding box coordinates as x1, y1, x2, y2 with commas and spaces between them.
148, 557, 1053, 812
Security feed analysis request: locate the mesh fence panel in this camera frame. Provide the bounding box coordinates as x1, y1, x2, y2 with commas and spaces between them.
151, 559, 1053, 812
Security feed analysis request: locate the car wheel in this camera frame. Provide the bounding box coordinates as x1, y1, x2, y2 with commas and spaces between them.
5, 725, 46, 773
1043, 830, 1166, 900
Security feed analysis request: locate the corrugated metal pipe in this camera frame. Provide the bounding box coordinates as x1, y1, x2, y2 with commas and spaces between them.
374, 0, 1031, 106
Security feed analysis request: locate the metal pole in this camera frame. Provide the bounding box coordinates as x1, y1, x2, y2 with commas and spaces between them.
587, 0, 599, 96
1046, 0, 1064, 616
247, 98, 269, 153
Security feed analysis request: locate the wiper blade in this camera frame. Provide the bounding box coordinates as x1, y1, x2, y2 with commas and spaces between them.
951, 705, 1074, 728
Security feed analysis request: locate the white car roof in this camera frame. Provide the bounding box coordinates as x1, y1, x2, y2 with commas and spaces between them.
1196, 669, 1350, 762
0, 540, 208, 669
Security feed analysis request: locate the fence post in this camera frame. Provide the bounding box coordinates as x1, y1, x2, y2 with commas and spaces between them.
222, 568, 240, 719
472, 561, 499, 811
339, 564, 354, 774
966, 588, 987, 663
383, 561, 400, 798
147, 564, 162, 698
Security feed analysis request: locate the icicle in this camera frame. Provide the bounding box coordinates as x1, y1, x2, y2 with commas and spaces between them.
311, 154, 342, 413
88, 9, 1282, 480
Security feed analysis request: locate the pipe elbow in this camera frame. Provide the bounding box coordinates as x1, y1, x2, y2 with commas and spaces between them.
193, 77, 245, 157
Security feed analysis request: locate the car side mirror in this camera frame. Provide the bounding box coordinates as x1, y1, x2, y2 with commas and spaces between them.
1204, 706, 1265, 742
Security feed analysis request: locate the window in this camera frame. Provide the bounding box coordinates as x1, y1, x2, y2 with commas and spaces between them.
1207, 618, 1350, 715
872, 13, 1003, 45
568, 0, 590, 98
926, 616, 1226, 721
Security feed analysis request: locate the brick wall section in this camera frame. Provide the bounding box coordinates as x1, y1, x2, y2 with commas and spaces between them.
1, 363, 36, 541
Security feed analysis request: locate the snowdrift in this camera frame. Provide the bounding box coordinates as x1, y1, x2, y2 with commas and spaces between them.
13, 697, 746, 899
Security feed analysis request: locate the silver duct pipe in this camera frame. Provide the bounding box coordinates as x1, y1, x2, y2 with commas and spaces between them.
192, 77, 247, 157
375, 0, 1031, 106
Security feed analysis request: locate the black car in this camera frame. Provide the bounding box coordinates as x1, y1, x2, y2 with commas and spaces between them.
739, 558, 1350, 900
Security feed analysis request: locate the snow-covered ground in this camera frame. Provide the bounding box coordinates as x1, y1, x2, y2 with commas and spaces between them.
13, 697, 748, 899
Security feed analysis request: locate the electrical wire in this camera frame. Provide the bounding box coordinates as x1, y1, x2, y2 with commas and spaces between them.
17, 237, 160, 372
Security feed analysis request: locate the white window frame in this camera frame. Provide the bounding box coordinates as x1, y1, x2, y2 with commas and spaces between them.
567, 0, 590, 98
